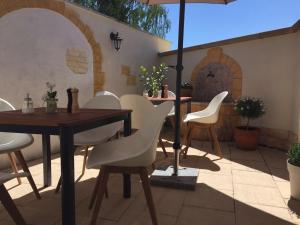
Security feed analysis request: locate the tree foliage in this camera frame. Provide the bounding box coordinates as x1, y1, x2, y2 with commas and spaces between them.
69, 0, 171, 38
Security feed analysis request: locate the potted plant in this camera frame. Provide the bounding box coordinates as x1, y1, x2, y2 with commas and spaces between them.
288, 143, 300, 200
181, 82, 193, 97
139, 63, 168, 97
233, 97, 265, 150
43, 82, 58, 113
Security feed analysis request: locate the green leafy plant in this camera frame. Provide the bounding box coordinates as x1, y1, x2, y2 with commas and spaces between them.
234, 97, 265, 130
288, 143, 300, 167
43, 82, 57, 101
139, 63, 168, 95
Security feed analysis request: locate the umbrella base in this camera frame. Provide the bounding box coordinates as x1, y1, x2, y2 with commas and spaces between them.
150, 166, 199, 190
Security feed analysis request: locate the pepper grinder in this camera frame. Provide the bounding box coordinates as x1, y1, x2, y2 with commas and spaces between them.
71, 88, 79, 113
67, 88, 72, 113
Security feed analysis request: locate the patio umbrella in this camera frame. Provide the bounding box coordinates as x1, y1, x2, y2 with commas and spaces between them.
139, 0, 236, 189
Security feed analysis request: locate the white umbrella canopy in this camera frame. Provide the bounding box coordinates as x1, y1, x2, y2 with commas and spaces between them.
140, 0, 235, 4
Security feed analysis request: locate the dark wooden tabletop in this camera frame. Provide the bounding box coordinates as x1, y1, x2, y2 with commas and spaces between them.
147, 96, 192, 103
0, 108, 132, 127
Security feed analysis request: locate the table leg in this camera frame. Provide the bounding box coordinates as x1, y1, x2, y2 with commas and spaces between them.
123, 113, 132, 198
187, 100, 192, 114
60, 127, 75, 225
42, 134, 51, 187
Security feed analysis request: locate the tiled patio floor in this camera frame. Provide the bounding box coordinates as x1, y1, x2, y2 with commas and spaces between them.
1, 138, 300, 225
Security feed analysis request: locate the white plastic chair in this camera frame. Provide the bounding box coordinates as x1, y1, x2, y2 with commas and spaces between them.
86, 101, 173, 225
0, 98, 40, 199
182, 91, 228, 158
95, 90, 119, 99
0, 172, 28, 225
120, 95, 168, 157
158, 90, 176, 116
55, 95, 122, 192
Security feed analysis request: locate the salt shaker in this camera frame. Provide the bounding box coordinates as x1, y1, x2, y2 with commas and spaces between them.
22, 93, 34, 114
71, 88, 79, 113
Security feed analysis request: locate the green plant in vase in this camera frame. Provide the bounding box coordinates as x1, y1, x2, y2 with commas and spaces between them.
233, 97, 265, 150
43, 82, 58, 113
139, 63, 168, 97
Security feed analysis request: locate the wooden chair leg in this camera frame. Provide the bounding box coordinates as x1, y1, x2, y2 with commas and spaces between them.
159, 136, 168, 158
89, 170, 109, 210
81, 146, 89, 176
0, 184, 27, 225
209, 126, 222, 158
8, 153, 22, 185
14, 151, 41, 199
139, 167, 158, 225
90, 167, 110, 225
55, 177, 62, 194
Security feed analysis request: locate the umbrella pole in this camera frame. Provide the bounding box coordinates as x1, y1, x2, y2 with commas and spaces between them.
150, 0, 198, 190
173, 0, 186, 176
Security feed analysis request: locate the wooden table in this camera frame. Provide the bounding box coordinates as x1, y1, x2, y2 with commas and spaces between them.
147, 96, 192, 114
0, 108, 132, 225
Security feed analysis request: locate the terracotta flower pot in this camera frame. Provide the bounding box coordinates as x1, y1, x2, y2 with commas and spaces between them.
234, 126, 260, 150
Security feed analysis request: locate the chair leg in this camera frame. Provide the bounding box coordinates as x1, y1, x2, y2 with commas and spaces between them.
0, 184, 27, 225
89, 170, 109, 210
183, 124, 193, 158
139, 167, 158, 225
81, 146, 89, 176
55, 177, 62, 194
14, 151, 41, 199
209, 126, 222, 158
8, 153, 22, 185
90, 167, 110, 225
159, 136, 168, 158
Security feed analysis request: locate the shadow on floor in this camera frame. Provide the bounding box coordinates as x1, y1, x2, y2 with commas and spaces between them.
2, 177, 296, 225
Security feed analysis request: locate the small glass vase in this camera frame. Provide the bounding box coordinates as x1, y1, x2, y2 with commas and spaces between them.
46, 99, 57, 113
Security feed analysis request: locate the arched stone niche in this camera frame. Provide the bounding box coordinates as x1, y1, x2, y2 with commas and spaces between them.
0, 0, 104, 94
191, 47, 242, 102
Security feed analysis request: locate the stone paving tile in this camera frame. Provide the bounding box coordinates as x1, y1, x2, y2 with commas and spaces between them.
234, 183, 286, 208
198, 172, 233, 191
184, 183, 234, 212
177, 205, 235, 225
270, 167, 289, 182
230, 148, 264, 162
235, 202, 295, 225
0, 142, 296, 225
232, 170, 276, 187
276, 181, 291, 199
231, 159, 270, 173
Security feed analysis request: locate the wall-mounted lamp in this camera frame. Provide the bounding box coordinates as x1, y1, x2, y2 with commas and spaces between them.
110, 32, 122, 51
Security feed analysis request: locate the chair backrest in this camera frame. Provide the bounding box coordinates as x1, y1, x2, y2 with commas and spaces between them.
95, 91, 119, 100
0, 98, 33, 146
84, 95, 121, 110
0, 98, 15, 111
120, 95, 154, 130
136, 101, 173, 165
205, 91, 228, 123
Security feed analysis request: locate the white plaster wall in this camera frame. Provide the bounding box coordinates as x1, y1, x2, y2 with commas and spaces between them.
0, 8, 94, 168
0, 5, 170, 168
160, 33, 297, 132
68, 3, 171, 96
291, 31, 300, 138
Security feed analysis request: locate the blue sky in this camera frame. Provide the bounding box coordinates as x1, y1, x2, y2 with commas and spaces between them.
163, 0, 300, 49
